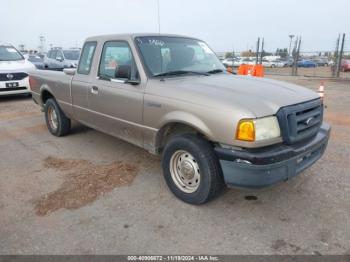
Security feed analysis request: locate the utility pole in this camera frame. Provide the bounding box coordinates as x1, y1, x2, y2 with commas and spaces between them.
255, 37, 260, 65
292, 36, 301, 76
288, 34, 295, 57
292, 37, 298, 75
296, 37, 301, 75
156, 0, 161, 34
332, 34, 340, 77
336, 33, 345, 77
260, 37, 264, 64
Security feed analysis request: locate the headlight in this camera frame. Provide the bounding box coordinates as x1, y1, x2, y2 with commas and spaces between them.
236, 116, 280, 142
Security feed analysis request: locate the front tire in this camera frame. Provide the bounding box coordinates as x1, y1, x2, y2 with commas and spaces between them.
44, 98, 71, 136
162, 134, 225, 204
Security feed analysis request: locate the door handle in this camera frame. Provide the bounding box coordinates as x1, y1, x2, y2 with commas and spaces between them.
91, 85, 99, 94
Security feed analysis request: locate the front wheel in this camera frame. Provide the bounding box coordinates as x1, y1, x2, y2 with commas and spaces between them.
162, 134, 225, 204
44, 98, 71, 136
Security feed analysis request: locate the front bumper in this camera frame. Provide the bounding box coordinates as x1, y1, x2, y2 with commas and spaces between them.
0, 77, 30, 96
214, 123, 331, 188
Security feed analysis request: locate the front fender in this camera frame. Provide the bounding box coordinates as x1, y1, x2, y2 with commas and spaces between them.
157, 111, 214, 139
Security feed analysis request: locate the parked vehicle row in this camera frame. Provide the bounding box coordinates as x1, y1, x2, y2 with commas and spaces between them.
223, 57, 291, 68
222, 57, 338, 68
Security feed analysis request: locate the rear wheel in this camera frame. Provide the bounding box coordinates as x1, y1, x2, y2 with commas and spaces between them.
162, 134, 225, 204
44, 98, 71, 136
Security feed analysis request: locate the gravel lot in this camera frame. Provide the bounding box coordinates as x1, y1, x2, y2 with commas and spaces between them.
264, 66, 349, 78
0, 76, 349, 255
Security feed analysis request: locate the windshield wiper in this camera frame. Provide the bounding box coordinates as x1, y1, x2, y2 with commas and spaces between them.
206, 69, 224, 74
153, 70, 209, 77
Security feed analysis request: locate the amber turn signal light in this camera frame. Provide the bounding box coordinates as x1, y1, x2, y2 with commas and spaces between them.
236, 120, 255, 142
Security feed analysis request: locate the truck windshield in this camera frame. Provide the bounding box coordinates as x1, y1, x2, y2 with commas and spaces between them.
135, 36, 225, 77
63, 50, 80, 60
0, 46, 24, 61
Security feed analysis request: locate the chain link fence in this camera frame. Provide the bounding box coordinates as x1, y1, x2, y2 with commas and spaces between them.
218, 34, 349, 78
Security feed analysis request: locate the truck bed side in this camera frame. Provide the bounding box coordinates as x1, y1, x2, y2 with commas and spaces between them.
29, 69, 74, 119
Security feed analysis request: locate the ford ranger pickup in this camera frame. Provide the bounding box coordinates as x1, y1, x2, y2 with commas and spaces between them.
29, 34, 331, 204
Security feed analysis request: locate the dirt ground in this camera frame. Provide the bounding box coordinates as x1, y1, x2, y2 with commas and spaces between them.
0, 76, 349, 255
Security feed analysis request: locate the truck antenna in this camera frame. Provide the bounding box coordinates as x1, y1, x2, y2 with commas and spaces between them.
157, 0, 161, 34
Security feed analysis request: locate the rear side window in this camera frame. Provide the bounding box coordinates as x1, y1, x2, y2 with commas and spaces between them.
77, 42, 96, 75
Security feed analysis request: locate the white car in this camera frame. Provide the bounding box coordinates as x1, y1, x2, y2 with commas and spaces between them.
222, 58, 233, 67
262, 59, 286, 68
222, 57, 239, 67
0, 43, 35, 96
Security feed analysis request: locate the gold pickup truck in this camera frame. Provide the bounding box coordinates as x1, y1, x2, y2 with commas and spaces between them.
29, 34, 330, 204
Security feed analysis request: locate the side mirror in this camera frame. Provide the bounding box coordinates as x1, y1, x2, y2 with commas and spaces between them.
115, 65, 131, 79
63, 68, 76, 75
56, 57, 63, 62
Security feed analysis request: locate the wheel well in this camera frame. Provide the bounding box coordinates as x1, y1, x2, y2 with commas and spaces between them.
41, 90, 54, 104
155, 122, 206, 154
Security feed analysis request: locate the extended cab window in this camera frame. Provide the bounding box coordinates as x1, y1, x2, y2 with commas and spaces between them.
77, 42, 96, 75
99, 41, 137, 80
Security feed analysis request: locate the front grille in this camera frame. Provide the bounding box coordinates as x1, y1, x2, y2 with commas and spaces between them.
0, 72, 28, 81
277, 98, 323, 144
0, 87, 27, 92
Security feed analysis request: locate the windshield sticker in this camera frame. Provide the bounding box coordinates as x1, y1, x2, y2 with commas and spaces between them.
6, 48, 17, 53
198, 42, 214, 54
148, 39, 165, 46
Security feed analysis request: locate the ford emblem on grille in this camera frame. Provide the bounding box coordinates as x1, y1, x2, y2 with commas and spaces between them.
6, 73, 14, 80
305, 117, 315, 126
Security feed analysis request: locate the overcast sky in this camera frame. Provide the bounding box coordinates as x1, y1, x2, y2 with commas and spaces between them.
1, 0, 349, 53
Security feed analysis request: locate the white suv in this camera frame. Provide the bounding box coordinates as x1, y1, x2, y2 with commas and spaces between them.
0, 43, 35, 96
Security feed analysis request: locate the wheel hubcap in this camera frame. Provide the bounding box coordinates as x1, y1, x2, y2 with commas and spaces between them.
47, 106, 58, 130
170, 150, 200, 193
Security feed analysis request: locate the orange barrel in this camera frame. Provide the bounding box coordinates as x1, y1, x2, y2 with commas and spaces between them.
254, 64, 265, 77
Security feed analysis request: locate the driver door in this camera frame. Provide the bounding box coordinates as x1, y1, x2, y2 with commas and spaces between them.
87, 40, 144, 147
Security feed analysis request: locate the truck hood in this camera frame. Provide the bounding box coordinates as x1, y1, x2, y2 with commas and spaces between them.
149, 74, 319, 117
0, 59, 36, 72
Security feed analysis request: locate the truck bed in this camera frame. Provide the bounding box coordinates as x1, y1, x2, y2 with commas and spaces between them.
29, 69, 74, 117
